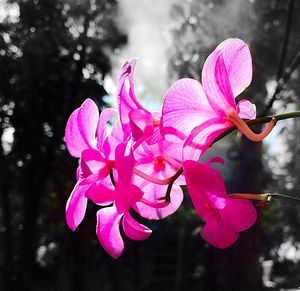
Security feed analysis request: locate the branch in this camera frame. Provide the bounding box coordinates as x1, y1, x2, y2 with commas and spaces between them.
261, 51, 300, 116
261, 0, 296, 116
276, 0, 295, 81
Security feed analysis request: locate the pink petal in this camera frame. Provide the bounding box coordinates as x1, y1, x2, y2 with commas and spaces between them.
146, 125, 164, 144
85, 177, 115, 206
122, 213, 152, 240
80, 149, 109, 178
114, 183, 143, 213
97, 108, 116, 150
237, 99, 256, 120
183, 118, 228, 161
102, 118, 125, 160
183, 161, 226, 218
161, 78, 215, 141
129, 109, 154, 144
115, 142, 134, 185
216, 38, 252, 97
202, 52, 236, 115
65, 99, 99, 158
117, 60, 149, 136
96, 206, 124, 259
134, 184, 183, 220
200, 215, 239, 249
65, 181, 90, 231
220, 199, 257, 232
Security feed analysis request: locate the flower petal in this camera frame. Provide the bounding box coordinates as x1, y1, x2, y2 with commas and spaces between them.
102, 119, 126, 160
134, 184, 183, 220
115, 141, 134, 185
96, 206, 124, 259
85, 177, 115, 205
161, 78, 215, 141
117, 60, 149, 136
201, 215, 239, 249
129, 109, 154, 144
65, 181, 90, 231
216, 38, 252, 97
97, 108, 116, 150
122, 213, 152, 240
183, 118, 228, 161
80, 149, 109, 178
202, 52, 236, 115
220, 199, 257, 232
183, 160, 226, 218
237, 99, 256, 120
65, 99, 99, 158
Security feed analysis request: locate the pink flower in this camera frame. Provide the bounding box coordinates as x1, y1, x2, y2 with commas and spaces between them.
132, 139, 184, 219
87, 142, 152, 258
65, 99, 116, 231
183, 159, 257, 248
117, 60, 163, 147
161, 38, 276, 160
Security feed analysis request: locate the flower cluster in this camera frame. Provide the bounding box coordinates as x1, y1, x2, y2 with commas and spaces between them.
65, 38, 276, 258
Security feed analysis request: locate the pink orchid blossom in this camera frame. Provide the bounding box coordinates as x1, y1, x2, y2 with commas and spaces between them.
87, 142, 152, 258
65, 99, 117, 231
132, 139, 185, 219
183, 159, 257, 248
117, 60, 163, 146
161, 38, 276, 160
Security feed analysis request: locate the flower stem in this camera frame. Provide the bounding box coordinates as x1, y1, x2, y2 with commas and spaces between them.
214, 110, 300, 143
227, 112, 277, 142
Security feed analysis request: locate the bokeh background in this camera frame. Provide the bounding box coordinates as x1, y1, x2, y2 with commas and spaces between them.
1, 0, 300, 290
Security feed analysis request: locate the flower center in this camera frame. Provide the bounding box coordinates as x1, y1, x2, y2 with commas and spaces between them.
154, 156, 165, 171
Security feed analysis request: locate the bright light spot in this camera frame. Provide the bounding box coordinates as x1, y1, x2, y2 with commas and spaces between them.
1, 127, 15, 154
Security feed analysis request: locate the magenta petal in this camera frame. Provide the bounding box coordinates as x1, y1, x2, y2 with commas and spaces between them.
161, 78, 215, 141
201, 216, 239, 249
202, 52, 236, 115
115, 142, 134, 185
96, 206, 124, 259
65, 181, 90, 231
134, 184, 183, 220
86, 178, 115, 206
80, 149, 109, 178
97, 108, 116, 150
183, 161, 226, 217
122, 213, 152, 240
103, 119, 125, 160
65, 99, 99, 157
216, 38, 252, 97
129, 109, 154, 142
221, 199, 257, 232
147, 125, 164, 145
183, 118, 228, 161
237, 99, 256, 120
117, 60, 149, 135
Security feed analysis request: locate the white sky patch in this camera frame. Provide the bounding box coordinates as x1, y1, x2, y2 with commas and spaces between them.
104, 0, 178, 111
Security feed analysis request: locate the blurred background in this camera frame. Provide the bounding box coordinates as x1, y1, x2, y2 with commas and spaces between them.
0, 0, 300, 290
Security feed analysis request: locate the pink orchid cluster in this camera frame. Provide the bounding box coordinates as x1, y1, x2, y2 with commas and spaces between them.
65, 38, 276, 258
